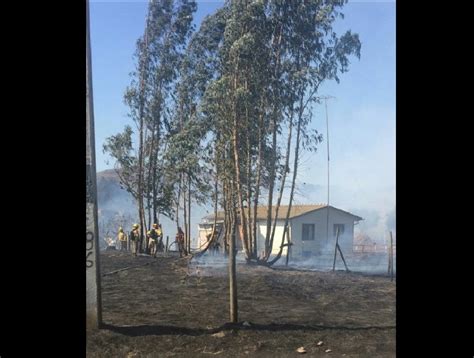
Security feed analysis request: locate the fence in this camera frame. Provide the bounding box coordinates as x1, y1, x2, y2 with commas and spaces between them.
353, 244, 396, 254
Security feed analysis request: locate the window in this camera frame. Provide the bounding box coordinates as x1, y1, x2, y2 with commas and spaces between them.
333, 224, 345, 237
302, 224, 315, 241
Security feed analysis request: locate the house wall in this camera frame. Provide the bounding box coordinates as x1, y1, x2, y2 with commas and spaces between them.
197, 207, 358, 259
198, 224, 213, 249
198, 223, 227, 251
256, 220, 288, 257
289, 207, 355, 259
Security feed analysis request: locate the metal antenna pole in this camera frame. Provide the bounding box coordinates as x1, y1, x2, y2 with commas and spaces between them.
321, 96, 335, 244
325, 98, 330, 243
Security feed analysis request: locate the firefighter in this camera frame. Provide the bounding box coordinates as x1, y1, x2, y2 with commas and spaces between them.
176, 227, 186, 257
129, 223, 140, 256
153, 223, 164, 252
147, 230, 157, 258
117, 227, 127, 251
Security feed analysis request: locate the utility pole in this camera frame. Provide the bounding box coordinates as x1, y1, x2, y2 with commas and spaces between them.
86, 0, 102, 330
322, 96, 335, 244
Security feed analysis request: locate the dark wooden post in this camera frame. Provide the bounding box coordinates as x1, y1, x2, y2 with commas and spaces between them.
337, 244, 350, 272
165, 235, 169, 253
332, 227, 340, 271
390, 231, 394, 281
285, 227, 291, 267
387, 233, 392, 275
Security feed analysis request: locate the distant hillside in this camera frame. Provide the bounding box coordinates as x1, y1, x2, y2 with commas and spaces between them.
97, 169, 125, 205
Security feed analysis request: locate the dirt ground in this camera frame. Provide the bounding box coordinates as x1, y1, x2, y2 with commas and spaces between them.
86, 250, 395, 357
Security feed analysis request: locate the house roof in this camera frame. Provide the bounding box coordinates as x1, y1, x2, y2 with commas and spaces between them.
203, 204, 363, 222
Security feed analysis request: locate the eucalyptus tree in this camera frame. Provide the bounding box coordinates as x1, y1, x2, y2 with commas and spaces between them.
105, 0, 361, 262
163, 0, 361, 323
165, 6, 229, 249
142, 0, 196, 231
266, 0, 361, 265
104, 0, 197, 251
200, 0, 361, 265
205, 0, 272, 261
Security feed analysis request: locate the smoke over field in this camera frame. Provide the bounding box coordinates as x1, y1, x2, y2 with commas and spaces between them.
97, 169, 210, 250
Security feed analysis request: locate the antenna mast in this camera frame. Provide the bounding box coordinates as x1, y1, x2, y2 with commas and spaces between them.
322, 96, 335, 243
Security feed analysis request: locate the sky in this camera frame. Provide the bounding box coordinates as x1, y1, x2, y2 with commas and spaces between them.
89, 0, 396, 241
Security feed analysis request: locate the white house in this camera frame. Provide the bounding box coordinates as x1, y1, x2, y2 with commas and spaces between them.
198, 204, 363, 259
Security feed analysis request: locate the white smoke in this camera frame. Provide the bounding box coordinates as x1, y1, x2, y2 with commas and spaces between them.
96, 169, 213, 251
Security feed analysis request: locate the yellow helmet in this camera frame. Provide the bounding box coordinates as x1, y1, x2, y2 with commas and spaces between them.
133, 223, 139, 229
153, 223, 158, 228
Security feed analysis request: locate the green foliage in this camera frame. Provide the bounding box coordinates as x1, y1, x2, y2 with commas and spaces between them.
104, 0, 198, 224
105, 0, 361, 257
102, 126, 139, 197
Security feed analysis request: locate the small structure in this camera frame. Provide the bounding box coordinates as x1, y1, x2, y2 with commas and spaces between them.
353, 233, 396, 254
198, 204, 362, 260
353, 233, 377, 253
104, 236, 117, 250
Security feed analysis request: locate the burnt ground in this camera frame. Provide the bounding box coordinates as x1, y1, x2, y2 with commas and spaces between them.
86, 250, 395, 357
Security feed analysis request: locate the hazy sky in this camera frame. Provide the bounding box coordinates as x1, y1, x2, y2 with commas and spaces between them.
89, 0, 395, 240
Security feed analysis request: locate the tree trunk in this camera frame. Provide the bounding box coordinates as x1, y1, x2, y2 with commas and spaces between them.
268, 109, 293, 260
137, 103, 145, 253
246, 136, 253, 258
229, 208, 238, 323
188, 174, 192, 253
152, 124, 159, 225
268, 91, 304, 266
244, 79, 254, 259
194, 172, 219, 257
232, 128, 250, 260
183, 175, 188, 253
142, 149, 149, 253
147, 186, 152, 236
176, 174, 182, 231
264, 24, 283, 260
253, 111, 264, 260
146, 124, 155, 231
231, 74, 251, 260
264, 115, 277, 259
223, 180, 230, 256
136, 16, 150, 254
141, 204, 148, 253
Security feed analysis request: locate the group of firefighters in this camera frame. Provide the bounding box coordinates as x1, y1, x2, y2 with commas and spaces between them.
116, 223, 188, 257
